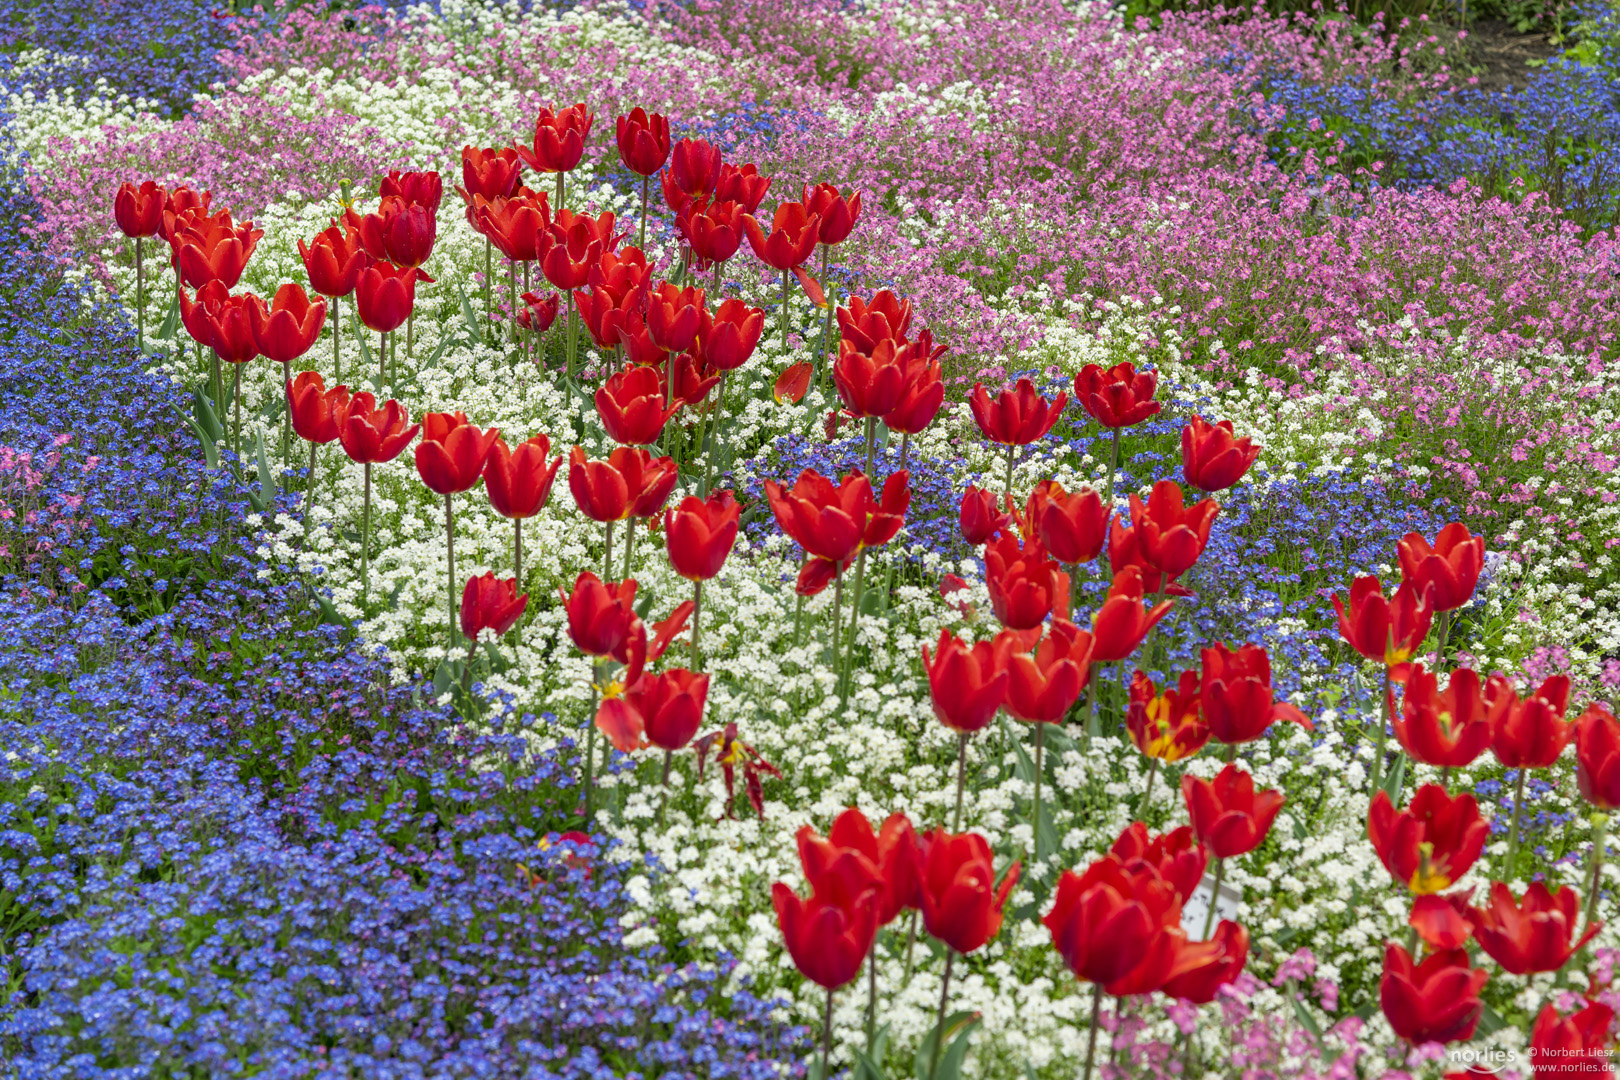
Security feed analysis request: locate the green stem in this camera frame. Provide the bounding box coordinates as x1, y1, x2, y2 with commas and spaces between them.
1105, 427, 1120, 507
407, 308, 414, 360
658, 748, 672, 828
864, 947, 878, 1068
583, 668, 598, 827
623, 515, 635, 580
781, 267, 791, 354
816, 244, 832, 387
1587, 814, 1609, 930
902, 910, 918, 983
1201, 857, 1225, 940
1505, 768, 1528, 880
638, 174, 649, 251
554, 170, 564, 214
514, 516, 523, 589
821, 986, 834, 1080
1372, 666, 1390, 794
1082, 982, 1103, 1080
445, 491, 457, 652
210, 347, 221, 419
1135, 756, 1160, 820
929, 950, 955, 1080
953, 731, 969, 832
509, 260, 518, 347
604, 518, 616, 581
303, 440, 318, 543
232, 363, 242, 471
844, 548, 866, 698
831, 568, 844, 674
281, 360, 291, 494
361, 461, 371, 604
379, 329, 386, 382
691, 578, 703, 671
483, 239, 492, 342
135, 235, 144, 353
332, 296, 341, 380
899, 432, 910, 473
1033, 722, 1046, 861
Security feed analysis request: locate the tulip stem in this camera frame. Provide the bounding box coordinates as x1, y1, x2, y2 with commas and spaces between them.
1082, 982, 1103, 1080
638, 174, 649, 251
1136, 756, 1160, 820
406, 309, 414, 361
902, 910, 918, 982
1441, 765, 1453, 790
1587, 813, 1609, 931
1104, 427, 1120, 508
863, 417, 876, 478
1032, 722, 1046, 862
554, 171, 564, 215
379, 329, 386, 381
445, 492, 457, 653
1086, 682, 1099, 741
513, 516, 523, 590
1005, 442, 1015, 497
231, 363, 242, 472
844, 549, 866, 698
657, 748, 672, 828
332, 296, 341, 380
929, 950, 955, 1080
1504, 768, 1528, 881
583, 666, 598, 827
864, 946, 878, 1065
304, 440, 318, 543
1371, 666, 1391, 794
509, 260, 518, 349
134, 235, 144, 353
781, 268, 791, 354
604, 518, 616, 582
691, 578, 703, 671
522, 262, 531, 368
623, 516, 635, 580
210, 347, 221, 420
361, 461, 371, 603
281, 361, 292, 494
1201, 857, 1225, 940
820, 986, 834, 1080
483, 239, 492, 342
816, 244, 832, 388
953, 731, 969, 832
899, 432, 910, 473
567, 292, 578, 384
1068, 561, 1080, 617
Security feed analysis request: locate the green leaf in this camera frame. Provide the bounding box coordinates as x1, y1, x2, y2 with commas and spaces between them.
1002, 716, 1035, 783
192, 386, 224, 444
852, 1048, 890, 1080
351, 310, 376, 371
156, 292, 180, 341
433, 659, 460, 697
1382, 751, 1407, 804
419, 330, 452, 372
1289, 989, 1325, 1054
458, 284, 484, 342
315, 593, 345, 626
913, 1011, 980, 1080
1477, 1004, 1507, 1036
253, 429, 275, 496
182, 415, 220, 469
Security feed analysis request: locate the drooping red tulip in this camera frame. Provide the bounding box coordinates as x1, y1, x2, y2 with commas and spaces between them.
802, 183, 861, 246
1161, 919, 1249, 1004
1002, 619, 1092, 723
414, 412, 500, 496
834, 337, 910, 420
742, 202, 820, 270
968, 378, 1067, 446
714, 162, 771, 214
484, 433, 561, 520
337, 393, 420, 464
568, 446, 678, 523
298, 222, 369, 299
959, 485, 1013, 545
286, 372, 349, 445
798, 807, 921, 926
379, 169, 443, 211
1487, 673, 1573, 769
173, 215, 262, 290
248, 283, 327, 364
596, 365, 677, 446
562, 571, 638, 657
1074, 362, 1160, 428
518, 289, 560, 333
1379, 944, 1488, 1045
615, 108, 670, 176
916, 828, 1020, 955
516, 102, 592, 175
460, 572, 527, 640
1200, 643, 1313, 745
598, 668, 709, 753
1181, 763, 1283, 860
837, 291, 911, 353
1129, 480, 1218, 579
985, 531, 1061, 631
1333, 575, 1435, 675
1181, 415, 1260, 491
665, 491, 741, 581
459, 146, 523, 203
1109, 822, 1207, 902
1467, 880, 1601, 975
1027, 480, 1109, 565
772, 875, 879, 991
349, 196, 436, 268
702, 297, 764, 372
764, 468, 909, 596
1530, 1000, 1616, 1079
1576, 703, 1620, 809
1091, 566, 1174, 662
1398, 522, 1485, 612
1368, 784, 1489, 895
1126, 670, 1210, 763
662, 138, 723, 211
114, 180, 165, 237
1044, 853, 1190, 994
922, 629, 1011, 734
354, 262, 429, 335
1391, 665, 1492, 769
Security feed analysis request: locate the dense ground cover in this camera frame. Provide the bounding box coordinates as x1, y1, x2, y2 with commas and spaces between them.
4, 0, 1620, 1076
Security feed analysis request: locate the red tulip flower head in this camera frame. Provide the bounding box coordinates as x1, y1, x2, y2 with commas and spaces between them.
1334, 575, 1435, 675
883, 340, 945, 435
1161, 919, 1249, 1004
209, 293, 260, 365
916, 828, 1020, 954
1002, 619, 1093, 724
959, 485, 1013, 546
1028, 480, 1109, 565
1530, 1001, 1616, 1078
596, 365, 677, 446
178, 280, 230, 350
1466, 880, 1602, 975
1091, 566, 1174, 662
646, 281, 706, 354
1409, 890, 1476, 951
764, 468, 909, 596
1129, 480, 1218, 579
475, 192, 551, 261
1200, 643, 1312, 745
1109, 822, 1208, 902
742, 202, 820, 270
1392, 665, 1492, 770
1074, 361, 1160, 428
714, 162, 772, 214
569, 446, 678, 523
414, 412, 500, 496
349, 196, 437, 268
798, 808, 922, 927
299, 222, 369, 299
984, 531, 1061, 631
483, 434, 561, 519
615, 108, 671, 176
772, 875, 878, 991
968, 378, 1067, 446
516, 102, 592, 174
173, 215, 262, 290
834, 337, 912, 420
460, 573, 527, 640
1487, 673, 1573, 769
519, 289, 560, 333
562, 571, 638, 658
662, 138, 723, 211
1127, 670, 1210, 763
802, 182, 861, 246
459, 146, 523, 203
1379, 944, 1488, 1045
665, 491, 741, 581
114, 180, 165, 237
1397, 522, 1485, 612
1368, 784, 1489, 894
249, 283, 327, 364
597, 668, 710, 754
1044, 854, 1191, 994
1181, 415, 1260, 491
379, 169, 443, 211
922, 629, 1011, 734
286, 372, 349, 445
1108, 516, 1194, 599
680, 197, 748, 267
837, 291, 912, 353
337, 392, 420, 464
540, 211, 613, 291
355, 262, 429, 334
158, 185, 211, 243
1576, 704, 1620, 809
703, 297, 764, 372
1181, 763, 1283, 860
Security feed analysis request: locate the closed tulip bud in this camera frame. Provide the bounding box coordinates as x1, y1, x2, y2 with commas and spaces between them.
1126, 670, 1210, 763
1368, 784, 1489, 894
917, 828, 1019, 955
714, 162, 771, 214
1161, 920, 1249, 1004
615, 107, 671, 176
1002, 619, 1092, 723
680, 198, 748, 267
1466, 880, 1601, 975
837, 290, 912, 353
337, 392, 420, 464
1091, 566, 1173, 662
598, 668, 709, 754
969, 378, 1067, 446
663, 138, 724, 211
483, 434, 561, 520
1487, 672, 1573, 769
921, 629, 1011, 734
561, 571, 638, 658
459, 146, 522, 203
1181, 415, 1260, 491
802, 182, 861, 245
833, 337, 910, 420
1044, 854, 1191, 994
114, 180, 165, 237
596, 365, 677, 446
460, 572, 527, 641
960, 485, 1013, 546
1333, 575, 1435, 674
771, 877, 878, 991
1398, 522, 1485, 612
1181, 763, 1283, 860
1391, 665, 1492, 769
286, 371, 348, 445
1379, 944, 1488, 1045
248, 282, 327, 364
742, 202, 820, 270
518, 289, 560, 333
665, 491, 741, 581
1129, 480, 1217, 579
1109, 822, 1207, 902
1028, 479, 1109, 564
1200, 642, 1313, 745
985, 531, 1060, 631
1576, 703, 1620, 809
298, 222, 369, 299
516, 102, 592, 174
414, 412, 500, 496
1530, 1001, 1616, 1078
1074, 361, 1160, 428
800, 808, 922, 927
354, 262, 430, 335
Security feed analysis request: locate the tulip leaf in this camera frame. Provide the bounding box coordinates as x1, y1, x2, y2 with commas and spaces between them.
314, 593, 346, 627
1382, 750, 1406, 804
853, 1044, 890, 1080
485, 643, 512, 674
156, 292, 180, 341
191, 386, 224, 445
458, 284, 483, 342
1002, 717, 1035, 783
351, 310, 376, 370
1288, 985, 1325, 1054
913, 1011, 980, 1080
419, 331, 451, 372
433, 659, 460, 697
1477, 1003, 1506, 1035
182, 414, 220, 470
252, 429, 276, 510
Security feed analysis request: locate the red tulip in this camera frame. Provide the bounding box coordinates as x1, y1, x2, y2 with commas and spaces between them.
459, 146, 523, 203
574, 285, 636, 350
518, 290, 560, 333
1129, 480, 1217, 579
714, 162, 771, 214
1126, 670, 1210, 763
1108, 516, 1194, 598
1368, 784, 1489, 894
675, 197, 745, 268
354, 262, 429, 335
1409, 890, 1475, 950
664, 491, 741, 581
1333, 575, 1435, 674
922, 629, 1011, 734
799, 808, 922, 926
1109, 822, 1207, 902
248, 283, 327, 364
615, 108, 670, 176
646, 281, 706, 354
1091, 566, 1174, 662
1488, 673, 1573, 769
1074, 362, 1160, 428
916, 828, 1020, 954
337, 393, 420, 464
1530, 1001, 1616, 1079
178, 280, 230, 349
569, 446, 678, 523
1181, 763, 1283, 859
742, 202, 820, 270
1398, 522, 1485, 612
114, 180, 165, 237
348, 197, 436, 268
460, 572, 527, 640
475, 192, 550, 261
210, 293, 260, 365
1392, 665, 1492, 769
379, 169, 443, 211
883, 340, 944, 435
1200, 643, 1313, 744
596, 365, 677, 446
1044, 853, 1190, 994
158, 185, 211, 244
774, 362, 812, 404
1003, 619, 1093, 724
772, 876, 878, 991
483, 434, 561, 520
1467, 880, 1601, 975
540, 210, 613, 291
968, 378, 1067, 446
663, 138, 723, 211
597, 667, 710, 753
833, 337, 909, 420
764, 468, 909, 596
702, 297, 764, 372
562, 571, 638, 657
960, 485, 1013, 545
516, 102, 592, 174
1162, 919, 1249, 1004
837, 291, 911, 353
414, 412, 500, 496
173, 216, 261, 290
1379, 943, 1488, 1045
286, 371, 348, 445
662, 349, 722, 409
1576, 703, 1620, 809
1028, 480, 1109, 565
985, 531, 1061, 631
298, 222, 369, 299
802, 183, 861, 246
1181, 415, 1260, 491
